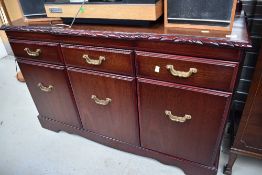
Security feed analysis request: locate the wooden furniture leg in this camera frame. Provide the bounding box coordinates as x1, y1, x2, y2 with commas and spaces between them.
224, 152, 237, 175
16, 71, 25, 82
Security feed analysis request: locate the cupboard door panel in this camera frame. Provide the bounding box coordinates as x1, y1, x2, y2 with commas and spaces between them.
18, 60, 82, 128
68, 68, 139, 146
138, 78, 231, 165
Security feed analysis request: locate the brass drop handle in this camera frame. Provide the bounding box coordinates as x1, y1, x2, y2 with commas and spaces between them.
166, 65, 197, 78
38, 83, 53, 92
24, 48, 41, 57
165, 110, 192, 123
91, 95, 112, 106
83, 54, 106, 65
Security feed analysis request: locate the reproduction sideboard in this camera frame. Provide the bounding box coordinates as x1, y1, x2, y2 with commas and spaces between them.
0, 15, 251, 175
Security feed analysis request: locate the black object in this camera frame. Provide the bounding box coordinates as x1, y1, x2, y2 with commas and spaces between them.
45, 0, 158, 4
167, 0, 235, 26
19, 0, 46, 18
62, 17, 162, 27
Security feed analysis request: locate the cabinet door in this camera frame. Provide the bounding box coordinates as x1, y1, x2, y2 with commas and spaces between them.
68, 68, 139, 146
18, 60, 82, 128
138, 78, 231, 166
238, 77, 262, 152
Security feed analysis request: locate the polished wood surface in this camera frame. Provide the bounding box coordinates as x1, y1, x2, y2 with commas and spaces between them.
68, 68, 139, 145
62, 44, 135, 76
1, 14, 250, 49
18, 60, 82, 128
10, 39, 63, 64
138, 78, 231, 165
136, 51, 239, 91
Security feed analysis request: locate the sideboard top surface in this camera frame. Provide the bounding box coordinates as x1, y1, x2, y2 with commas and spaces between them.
0, 13, 251, 49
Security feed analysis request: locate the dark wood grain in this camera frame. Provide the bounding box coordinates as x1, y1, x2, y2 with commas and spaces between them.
67, 68, 140, 146
10, 39, 64, 64
225, 45, 262, 175
62, 44, 135, 76
136, 51, 239, 91
137, 78, 231, 166
18, 59, 82, 128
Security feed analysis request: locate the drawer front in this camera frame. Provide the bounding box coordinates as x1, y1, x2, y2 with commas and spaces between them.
68, 68, 139, 145
138, 78, 231, 165
62, 44, 134, 76
136, 51, 238, 91
18, 60, 82, 128
10, 39, 62, 64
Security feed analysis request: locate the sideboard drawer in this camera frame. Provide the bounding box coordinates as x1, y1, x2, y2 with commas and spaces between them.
136, 51, 238, 91
68, 68, 139, 145
62, 44, 134, 76
138, 78, 231, 166
18, 60, 82, 128
10, 39, 62, 64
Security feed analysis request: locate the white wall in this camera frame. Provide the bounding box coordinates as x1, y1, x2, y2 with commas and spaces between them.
0, 31, 13, 55
0, 37, 8, 58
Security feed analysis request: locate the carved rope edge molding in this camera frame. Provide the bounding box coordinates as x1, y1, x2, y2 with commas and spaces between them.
0, 25, 252, 49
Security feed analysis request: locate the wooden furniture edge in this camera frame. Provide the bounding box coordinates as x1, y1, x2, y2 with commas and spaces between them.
231, 148, 262, 159
0, 25, 252, 49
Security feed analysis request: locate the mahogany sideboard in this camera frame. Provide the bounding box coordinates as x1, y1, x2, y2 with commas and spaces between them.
0, 15, 251, 175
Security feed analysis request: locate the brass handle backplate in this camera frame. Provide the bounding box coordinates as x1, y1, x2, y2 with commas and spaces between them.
91, 95, 112, 106
38, 83, 53, 92
165, 110, 192, 123
166, 65, 197, 78
83, 54, 105, 65
24, 48, 41, 57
